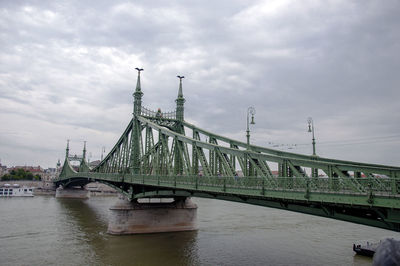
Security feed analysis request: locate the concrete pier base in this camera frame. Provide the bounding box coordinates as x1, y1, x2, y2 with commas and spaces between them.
55, 187, 89, 199
107, 197, 198, 235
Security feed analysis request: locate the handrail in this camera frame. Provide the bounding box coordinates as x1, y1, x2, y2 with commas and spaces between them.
55, 173, 400, 199
140, 106, 176, 120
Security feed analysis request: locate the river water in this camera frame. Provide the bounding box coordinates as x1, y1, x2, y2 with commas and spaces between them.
0, 196, 399, 266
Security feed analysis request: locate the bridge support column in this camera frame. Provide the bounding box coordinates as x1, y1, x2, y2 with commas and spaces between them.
55, 187, 89, 199
107, 197, 197, 235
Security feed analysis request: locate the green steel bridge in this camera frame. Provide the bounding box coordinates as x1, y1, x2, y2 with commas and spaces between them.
55, 69, 400, 232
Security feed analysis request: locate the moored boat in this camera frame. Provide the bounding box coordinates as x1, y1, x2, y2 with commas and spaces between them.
0, 184, 34, 197
353, 238, 398, 257
353, 242, 377, 257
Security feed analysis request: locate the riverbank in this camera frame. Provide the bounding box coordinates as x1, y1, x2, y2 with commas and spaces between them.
0, 180, 51, 188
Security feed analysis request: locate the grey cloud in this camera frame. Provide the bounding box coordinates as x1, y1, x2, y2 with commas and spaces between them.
0, 0, 399, 167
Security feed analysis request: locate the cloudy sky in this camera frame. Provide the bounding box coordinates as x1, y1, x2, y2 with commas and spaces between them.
1, 0, 399, 168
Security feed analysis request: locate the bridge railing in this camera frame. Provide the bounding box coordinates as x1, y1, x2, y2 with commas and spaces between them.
140, 106, 176, 120
57, 173, 399, 196
122, 175, 399, 196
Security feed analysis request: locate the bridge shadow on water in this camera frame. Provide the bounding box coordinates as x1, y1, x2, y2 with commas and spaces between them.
56, 197, 200, 266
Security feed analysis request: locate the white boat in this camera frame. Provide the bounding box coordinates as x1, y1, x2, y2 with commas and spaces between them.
0, 184, 34, 197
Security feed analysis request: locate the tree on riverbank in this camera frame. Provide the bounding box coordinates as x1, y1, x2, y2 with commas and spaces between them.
1, 168, 41, 181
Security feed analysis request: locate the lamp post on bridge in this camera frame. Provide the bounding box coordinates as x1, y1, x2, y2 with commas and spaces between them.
246, 107, 256, 176
307, 117, 318, 178
246, 106, 256, 148
307, 117, 316, 156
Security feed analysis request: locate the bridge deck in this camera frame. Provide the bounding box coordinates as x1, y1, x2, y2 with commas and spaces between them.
59, 173, 400, 208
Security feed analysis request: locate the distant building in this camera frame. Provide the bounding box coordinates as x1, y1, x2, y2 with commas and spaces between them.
236, 170, 244, 177
89, 160, 101, 168
0, 164, 7, 177
271, 170, 279, 177
0, 160, 67, 182
41, 167, 57, 181
10, 166, 44, 177
46, 168, 56, 173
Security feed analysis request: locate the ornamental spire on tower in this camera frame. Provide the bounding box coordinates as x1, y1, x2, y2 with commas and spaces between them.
66, 139, 70, 158
135, 67, 143, 92
83, 141, 87, 159
133, 67, 144, 115
176, 75, 185, 121
177, 75, 184, 98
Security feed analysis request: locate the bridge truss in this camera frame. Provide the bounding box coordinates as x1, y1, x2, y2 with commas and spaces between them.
55, 70, 400, 231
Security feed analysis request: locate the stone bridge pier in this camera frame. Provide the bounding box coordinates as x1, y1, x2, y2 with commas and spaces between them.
107, 197, 197, 234
55, 186, 90, 199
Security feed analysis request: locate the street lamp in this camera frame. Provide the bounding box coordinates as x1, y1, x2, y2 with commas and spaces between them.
307, 117, 316, 156
101, 146, 105, 161
308, 117, 318, 177
245, 107, 256, 177
246, 107, 256, 148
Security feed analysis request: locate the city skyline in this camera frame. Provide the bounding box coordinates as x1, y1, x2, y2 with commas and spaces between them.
1, 1, 400, 168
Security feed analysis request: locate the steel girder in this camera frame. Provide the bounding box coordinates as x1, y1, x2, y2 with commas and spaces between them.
57, 109, 400, 193
54, 66, 400, 231
70, 111, 400, 193
55, 105, 400, 231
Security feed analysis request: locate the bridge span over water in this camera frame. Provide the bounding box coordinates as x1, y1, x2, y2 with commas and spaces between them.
55, 69, 400, 233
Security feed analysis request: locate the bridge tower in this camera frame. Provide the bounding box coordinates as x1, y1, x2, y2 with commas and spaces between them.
79, 141, 90, 172
56, 141, 90, 199
174, 76, 185, 175
131, 68, 144, 174
108, 73, 197, 234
